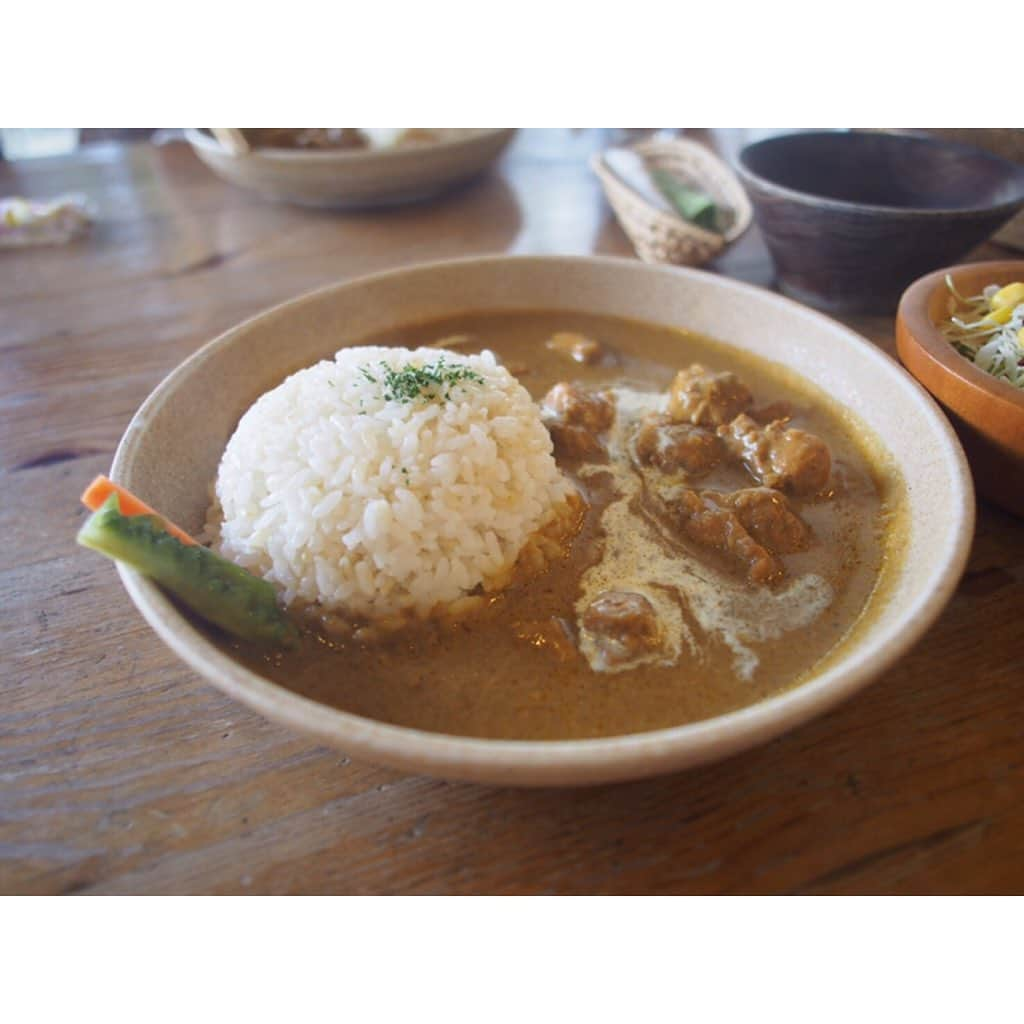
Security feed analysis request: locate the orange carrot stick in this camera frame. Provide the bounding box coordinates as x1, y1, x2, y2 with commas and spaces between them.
81, 475, 197, 546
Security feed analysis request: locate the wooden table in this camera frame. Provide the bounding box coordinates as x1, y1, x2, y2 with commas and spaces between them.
3, 129, 1022, 895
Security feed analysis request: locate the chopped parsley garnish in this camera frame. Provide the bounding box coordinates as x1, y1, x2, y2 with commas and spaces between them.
358, 357, 484, 404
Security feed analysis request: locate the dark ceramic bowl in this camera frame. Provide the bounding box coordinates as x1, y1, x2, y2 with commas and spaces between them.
737, 131, 1024, 313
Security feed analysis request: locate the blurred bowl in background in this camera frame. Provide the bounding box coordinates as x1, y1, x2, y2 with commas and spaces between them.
873, 129, 1024, 168
872, 129, 1024, 252
737, 131, 1024, 313
896, 260, 1024, 517
185, 128, 516, 209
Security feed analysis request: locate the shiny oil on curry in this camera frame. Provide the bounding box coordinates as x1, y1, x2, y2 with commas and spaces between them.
220, 311, 903, 740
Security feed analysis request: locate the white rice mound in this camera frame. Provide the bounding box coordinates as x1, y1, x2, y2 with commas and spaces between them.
210, 346, 575, 621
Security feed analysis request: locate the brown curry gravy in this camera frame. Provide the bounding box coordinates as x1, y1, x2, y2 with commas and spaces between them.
216, 311, 903, 740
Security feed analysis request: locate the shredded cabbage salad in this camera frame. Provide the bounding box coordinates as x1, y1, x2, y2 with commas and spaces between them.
941, 277, 1024, 390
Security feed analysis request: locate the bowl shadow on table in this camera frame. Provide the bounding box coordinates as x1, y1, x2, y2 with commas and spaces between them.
388, 548, 1020, 895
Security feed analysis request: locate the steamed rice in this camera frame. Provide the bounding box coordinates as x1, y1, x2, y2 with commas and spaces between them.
208, 346, 576, 620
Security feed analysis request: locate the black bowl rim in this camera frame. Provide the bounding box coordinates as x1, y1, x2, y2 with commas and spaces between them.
737, 130, 1024, 219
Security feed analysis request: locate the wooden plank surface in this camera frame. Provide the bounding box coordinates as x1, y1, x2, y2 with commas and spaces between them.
2, 129, 1022, 894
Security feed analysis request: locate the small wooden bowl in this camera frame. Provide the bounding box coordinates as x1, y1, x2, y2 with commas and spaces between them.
896, 260, 1024, 516
592, 138, 752, 267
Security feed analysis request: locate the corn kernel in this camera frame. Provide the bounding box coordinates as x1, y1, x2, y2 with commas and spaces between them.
984, 304, 1015, 326
991, 282, 1024, 311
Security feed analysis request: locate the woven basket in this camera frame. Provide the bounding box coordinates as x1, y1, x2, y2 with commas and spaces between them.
592, 137, 753, 267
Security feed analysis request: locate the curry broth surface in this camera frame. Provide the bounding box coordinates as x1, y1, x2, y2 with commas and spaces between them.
218, 311, 897, 740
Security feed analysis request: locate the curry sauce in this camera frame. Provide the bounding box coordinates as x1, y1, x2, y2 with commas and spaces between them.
217, 311, 901, 740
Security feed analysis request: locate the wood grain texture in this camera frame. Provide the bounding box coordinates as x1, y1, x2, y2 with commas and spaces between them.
2, 129, 1022, 894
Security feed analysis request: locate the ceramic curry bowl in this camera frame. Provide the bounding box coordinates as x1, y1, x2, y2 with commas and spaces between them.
108, 256, 972, 785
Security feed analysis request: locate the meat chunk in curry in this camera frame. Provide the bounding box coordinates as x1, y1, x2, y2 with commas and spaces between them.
748, 400, 793, 424
718, 414, 831, 496
668, 364, 753, 427
581, 591, 662, 667
541, 382, 615, 461
543, 382, 615, 430
711, 487, 811, 553
634, 414, 722, 477
671, 489, 784, 584
545, 331, 604, 365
